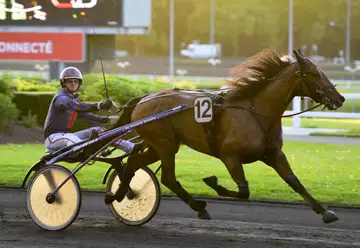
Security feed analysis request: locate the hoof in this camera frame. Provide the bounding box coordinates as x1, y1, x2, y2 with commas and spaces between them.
238, 191, 250, 200
203, 175, 218, 188
198, 209, 211, 220
126, 189, 136, 200
104, 192, 115, 205
188, 199, 207, 212
322, 210, 339, 224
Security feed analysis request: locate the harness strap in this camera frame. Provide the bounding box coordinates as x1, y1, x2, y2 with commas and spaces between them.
200, 93, 224, 158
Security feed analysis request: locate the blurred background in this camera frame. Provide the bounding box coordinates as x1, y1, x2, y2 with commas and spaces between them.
0, 0, 360, 132
1, 0, 360, 79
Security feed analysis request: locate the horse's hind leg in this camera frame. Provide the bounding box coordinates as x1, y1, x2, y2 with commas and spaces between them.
159, 151, 211, 220
203, 156, 250, 199
263, 149, 339, 224
104, 147, 159, 204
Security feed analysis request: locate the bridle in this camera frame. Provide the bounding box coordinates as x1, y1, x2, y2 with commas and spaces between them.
266, 62, 332, 117
292, 68, 338, 113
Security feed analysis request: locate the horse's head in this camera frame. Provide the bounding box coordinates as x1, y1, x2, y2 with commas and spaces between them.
293, 49, 345, 110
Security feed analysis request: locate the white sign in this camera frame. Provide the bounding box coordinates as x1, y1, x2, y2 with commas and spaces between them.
123, 0, 151, 27
194, 96, 213, 123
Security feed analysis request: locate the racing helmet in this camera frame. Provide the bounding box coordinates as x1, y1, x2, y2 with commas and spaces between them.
59, 67, 83, 87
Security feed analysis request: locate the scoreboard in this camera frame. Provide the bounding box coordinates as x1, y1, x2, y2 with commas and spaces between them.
0, 0, 123, 27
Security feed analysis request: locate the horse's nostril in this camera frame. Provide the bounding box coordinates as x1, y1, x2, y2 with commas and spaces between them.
337, 97, 345, 106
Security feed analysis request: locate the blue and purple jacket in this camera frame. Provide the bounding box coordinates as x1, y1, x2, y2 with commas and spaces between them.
44, 89, 108, 139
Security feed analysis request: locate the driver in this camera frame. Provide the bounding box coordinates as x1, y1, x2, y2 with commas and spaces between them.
43, 66, 142, 154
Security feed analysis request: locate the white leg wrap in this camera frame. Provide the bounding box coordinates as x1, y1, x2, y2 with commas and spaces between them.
115, 139, 135, 153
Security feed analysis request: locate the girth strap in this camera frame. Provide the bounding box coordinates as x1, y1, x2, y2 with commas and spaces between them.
201, 120, 219, 158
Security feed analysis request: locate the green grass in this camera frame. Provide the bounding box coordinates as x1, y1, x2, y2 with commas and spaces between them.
310, 129, 360, 137
282, 117, 360, 137
0, 142, 359, 205
339, 88, 360, 94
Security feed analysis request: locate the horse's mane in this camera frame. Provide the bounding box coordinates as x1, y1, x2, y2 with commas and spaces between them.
224, 48, 295, 102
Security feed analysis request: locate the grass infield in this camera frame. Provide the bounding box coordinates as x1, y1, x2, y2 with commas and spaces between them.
282, 118, 360, 137
0, 142, 359, 206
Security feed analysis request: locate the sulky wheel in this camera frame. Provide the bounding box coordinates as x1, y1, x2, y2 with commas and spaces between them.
106, 166, 161, 226
25, 165, 82, 231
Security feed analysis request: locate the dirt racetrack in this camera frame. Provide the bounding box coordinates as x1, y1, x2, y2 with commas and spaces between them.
1, 188, 359, 248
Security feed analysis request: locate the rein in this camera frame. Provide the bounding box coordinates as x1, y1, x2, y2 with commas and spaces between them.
108, 85, 324, 121
223, 101, 323, 118
282, 103, 322, 117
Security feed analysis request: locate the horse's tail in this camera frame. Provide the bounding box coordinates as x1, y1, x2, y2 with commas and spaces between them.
115, 94, 149, 128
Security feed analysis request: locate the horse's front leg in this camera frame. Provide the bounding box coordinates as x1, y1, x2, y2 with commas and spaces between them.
203, 156, 249, 200
262, 149, 339, 224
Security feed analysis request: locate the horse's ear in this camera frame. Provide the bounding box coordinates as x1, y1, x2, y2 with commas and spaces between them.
293, 48, 303, 57
293, 48, 307, 71
298, 48, 306, 57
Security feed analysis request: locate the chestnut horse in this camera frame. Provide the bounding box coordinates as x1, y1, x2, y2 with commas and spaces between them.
105, 48, 345, 224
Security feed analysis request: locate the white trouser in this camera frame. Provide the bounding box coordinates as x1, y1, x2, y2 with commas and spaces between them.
45, 127, 135, 153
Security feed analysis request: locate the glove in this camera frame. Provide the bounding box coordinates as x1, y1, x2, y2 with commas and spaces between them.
98, 99, 113, 110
